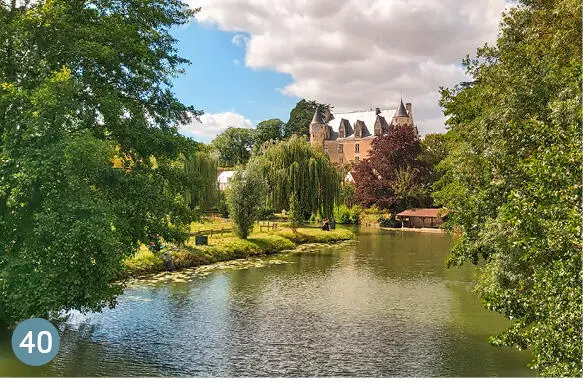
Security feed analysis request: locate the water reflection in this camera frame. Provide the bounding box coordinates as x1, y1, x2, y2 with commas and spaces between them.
0, 228, 533, 377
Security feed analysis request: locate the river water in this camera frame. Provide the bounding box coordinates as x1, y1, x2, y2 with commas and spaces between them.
0, 228, 534, 377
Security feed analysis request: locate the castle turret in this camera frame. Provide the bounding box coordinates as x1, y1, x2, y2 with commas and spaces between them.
390, 99, 418, 137
309, 107, 327, 147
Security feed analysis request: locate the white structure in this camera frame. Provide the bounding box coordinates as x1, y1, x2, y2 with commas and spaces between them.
345, 171, 355, 183
217, 170, 236, 191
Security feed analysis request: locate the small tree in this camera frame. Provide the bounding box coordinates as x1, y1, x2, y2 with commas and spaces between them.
226, 167, 266, 239
288, 193, 303, 233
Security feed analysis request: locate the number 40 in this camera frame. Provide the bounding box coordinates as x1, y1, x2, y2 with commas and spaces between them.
19, 331, 52, 354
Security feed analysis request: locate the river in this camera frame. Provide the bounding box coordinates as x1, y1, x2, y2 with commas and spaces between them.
0, 228, 534, 377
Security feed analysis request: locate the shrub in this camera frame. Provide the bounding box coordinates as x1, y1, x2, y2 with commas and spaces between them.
288, 192, 303, 232
257, 206, 275, 220
226, 168, 266, 239
349, 205, 363, 224
337, 204, 352, 224
378, 216, 400, 228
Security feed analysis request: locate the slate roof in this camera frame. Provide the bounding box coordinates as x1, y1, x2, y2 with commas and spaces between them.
325, 108, 396, 140
311, 108, 325, 124
395, 99, 409, 117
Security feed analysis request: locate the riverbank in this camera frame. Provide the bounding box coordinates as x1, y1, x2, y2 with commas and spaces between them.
380, 227, 446, 233
124, 227, 355, 277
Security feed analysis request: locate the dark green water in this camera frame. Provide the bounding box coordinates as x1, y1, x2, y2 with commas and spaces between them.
0, 228, 534, 377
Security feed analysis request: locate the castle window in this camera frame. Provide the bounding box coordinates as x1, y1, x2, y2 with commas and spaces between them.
339, 156, 344, 164
355, 144, 360, 153
354, 156, 360, 164
338, 144, 343, 153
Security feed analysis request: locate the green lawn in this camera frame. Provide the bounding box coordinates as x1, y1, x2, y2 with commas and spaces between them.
124, 223, 354, 276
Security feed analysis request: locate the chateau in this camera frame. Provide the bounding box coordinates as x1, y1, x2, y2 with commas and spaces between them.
309, 100, 418, 165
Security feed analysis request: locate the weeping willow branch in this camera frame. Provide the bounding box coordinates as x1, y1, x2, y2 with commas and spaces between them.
248, 135, 341, 219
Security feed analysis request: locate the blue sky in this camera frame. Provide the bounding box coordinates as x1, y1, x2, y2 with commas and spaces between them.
172, 23, 299, 142
174, 1, 507, 142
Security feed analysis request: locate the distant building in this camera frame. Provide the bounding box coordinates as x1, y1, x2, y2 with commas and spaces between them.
309, 99, 418, 165
217, 170, 236, 191
396, 208, 447, 229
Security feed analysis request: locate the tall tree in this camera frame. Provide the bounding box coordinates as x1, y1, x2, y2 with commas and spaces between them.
434, 0, 581, 376
183, 149, 219, 211
226, 165, 266, 239
212, 127, 254, 167
253, 118, 284, 152
285, 99, 330, 138
0, 0, 199, 326
352, 125, 429, 212
248, 135, 340, 220
419, 133, 449, 185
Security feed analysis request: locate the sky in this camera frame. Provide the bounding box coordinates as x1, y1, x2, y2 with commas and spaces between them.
176, 0, 511, 143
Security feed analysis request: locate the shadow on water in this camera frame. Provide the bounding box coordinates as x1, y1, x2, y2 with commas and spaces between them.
0, 227, 534, 377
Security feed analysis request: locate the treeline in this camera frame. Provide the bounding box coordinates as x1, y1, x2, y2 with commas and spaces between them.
210, 100, 327, 167
433, 0, 581, 377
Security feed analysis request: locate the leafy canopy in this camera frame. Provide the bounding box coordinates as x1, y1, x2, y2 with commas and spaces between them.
285, 99, 330, 138
352, 125, 430, 212
248, 135, 341, 220
433, 0, 581, 376
253, 118, 284, 152
226, 166, 266, 239
0, 0, 199, 325
212, 127, 254, 167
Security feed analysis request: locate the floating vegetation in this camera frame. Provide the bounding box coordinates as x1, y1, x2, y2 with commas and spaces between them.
130, 257, 295, 286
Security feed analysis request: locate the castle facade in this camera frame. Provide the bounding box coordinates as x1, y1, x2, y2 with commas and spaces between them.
309, 100, 418, 165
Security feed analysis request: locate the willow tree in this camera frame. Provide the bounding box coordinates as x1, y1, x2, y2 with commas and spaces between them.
248, 135, 341, 219
183, 151, 218, 211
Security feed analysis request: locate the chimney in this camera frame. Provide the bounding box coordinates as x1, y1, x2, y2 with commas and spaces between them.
405, 102, 413, 119
375, 107, 381, 115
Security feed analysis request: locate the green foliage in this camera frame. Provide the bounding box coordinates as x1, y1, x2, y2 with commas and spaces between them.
284, 99, 330, 138
339, 181, 356, 207
337, 204, 362, 224
419, 133, 449, 185
216, 195, 229, 218
248, 135, 341, 220
276, 227, 354, 244
124, 227, 354, 276
253, 118, 284, 152
183, 150, 218, 211
212, 127, 254, 167
378, 216, 400, 228
225, 167, 266, 239
288, 193, 303, 232
434, 0, 581, 376
0, 0, 198, 326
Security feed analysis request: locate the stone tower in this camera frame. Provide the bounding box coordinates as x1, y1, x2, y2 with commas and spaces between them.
309, 107, 327, 147
391, 99, 419, 137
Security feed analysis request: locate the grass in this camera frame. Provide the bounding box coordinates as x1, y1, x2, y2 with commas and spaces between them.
124, 225, 354, 277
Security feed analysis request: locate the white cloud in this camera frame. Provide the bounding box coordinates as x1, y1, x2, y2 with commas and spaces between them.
180, 111, 254, 140
231, 33, 250, 48
233, 59, 240, 65
191, 0, 508, 135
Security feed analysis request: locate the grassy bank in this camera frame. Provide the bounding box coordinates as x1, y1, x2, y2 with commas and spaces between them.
124, 226, 354, 277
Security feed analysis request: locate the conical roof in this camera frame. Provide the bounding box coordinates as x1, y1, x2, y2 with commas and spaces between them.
394, 99, 409, 117
311, 107, 325, 124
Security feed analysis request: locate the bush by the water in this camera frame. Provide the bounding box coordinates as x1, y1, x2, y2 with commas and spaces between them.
337, 204, 362, 224
378, 216, 400, 228
276, 227, 354, 244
